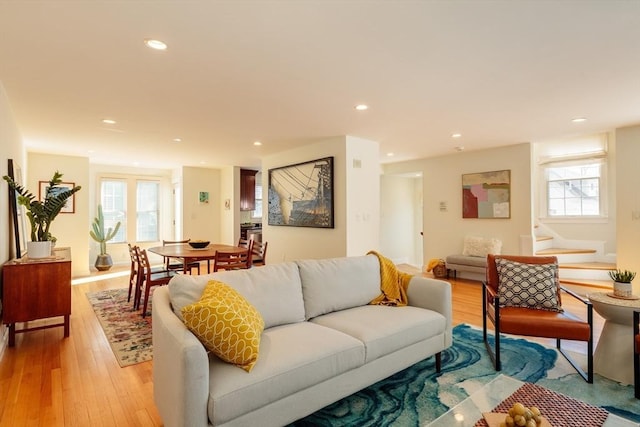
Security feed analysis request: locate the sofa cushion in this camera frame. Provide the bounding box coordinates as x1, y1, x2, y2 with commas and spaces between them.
311, 305, 446, 363
297, 255, 381, 319
168, 261, 305, 328
495, 258, 562, 312
181, 280, 265, 372
462, 235, 502, 257
208, 322, 365, 425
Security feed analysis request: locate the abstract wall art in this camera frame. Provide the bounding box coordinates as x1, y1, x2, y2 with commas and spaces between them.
462, 169, 511, 219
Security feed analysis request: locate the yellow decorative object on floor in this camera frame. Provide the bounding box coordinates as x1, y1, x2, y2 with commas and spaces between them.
367, 250, 413, 306
181, 280, 265, 372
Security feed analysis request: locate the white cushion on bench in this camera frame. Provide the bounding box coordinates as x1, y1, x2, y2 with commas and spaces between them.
462, 236, 502, 257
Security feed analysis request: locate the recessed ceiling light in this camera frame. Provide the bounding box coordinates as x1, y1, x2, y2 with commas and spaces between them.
172, 138, 182, 143
571, 117, 587, 123
451, 133, 462, 138
102, 119, 116, 124
253, 141, 262, 146
144, 39, 167, 50
386, 152, 394, 157
200, 161, 206, 165
355, 104, 369, 111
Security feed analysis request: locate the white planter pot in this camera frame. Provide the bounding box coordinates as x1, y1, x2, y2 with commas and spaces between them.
27, 241, 52, 259
613, 281, 633, 298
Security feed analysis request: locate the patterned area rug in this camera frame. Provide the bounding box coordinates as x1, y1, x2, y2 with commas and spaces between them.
290, 324, 640, 426
86, 288, 152, 367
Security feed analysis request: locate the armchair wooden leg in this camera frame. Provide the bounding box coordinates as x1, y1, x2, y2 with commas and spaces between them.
435, 352, 442, 373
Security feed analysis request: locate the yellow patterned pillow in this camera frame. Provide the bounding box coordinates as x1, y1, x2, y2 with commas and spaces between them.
181, 280, 265, 372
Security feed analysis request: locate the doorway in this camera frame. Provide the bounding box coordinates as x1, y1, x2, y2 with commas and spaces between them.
379, 172, 423, 270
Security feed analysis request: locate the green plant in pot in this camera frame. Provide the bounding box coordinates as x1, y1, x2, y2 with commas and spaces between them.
608, 269, 636, 298
2, 171, 81, 258
90, 204, 121, 271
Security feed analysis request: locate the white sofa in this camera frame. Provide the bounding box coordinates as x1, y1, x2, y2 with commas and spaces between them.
152, 254, 453, 427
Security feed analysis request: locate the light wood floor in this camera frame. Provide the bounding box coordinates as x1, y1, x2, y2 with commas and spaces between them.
0, 270, 604, 427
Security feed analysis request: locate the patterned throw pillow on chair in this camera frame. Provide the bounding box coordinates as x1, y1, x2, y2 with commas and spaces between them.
495, 258, 563, 312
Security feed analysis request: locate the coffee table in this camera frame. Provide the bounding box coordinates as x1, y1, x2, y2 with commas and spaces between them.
426, 375, 636, 426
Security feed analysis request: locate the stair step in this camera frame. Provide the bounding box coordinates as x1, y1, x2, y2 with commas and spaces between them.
535, 235, 553, 242
559, 278, 612, 290
559, 262, 616, 271
536, 247, 596, 255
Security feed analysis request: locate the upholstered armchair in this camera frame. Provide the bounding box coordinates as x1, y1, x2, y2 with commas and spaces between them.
483, 254, 593, 383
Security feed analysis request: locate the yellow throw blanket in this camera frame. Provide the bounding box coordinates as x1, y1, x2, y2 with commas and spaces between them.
368, 250, 413, 306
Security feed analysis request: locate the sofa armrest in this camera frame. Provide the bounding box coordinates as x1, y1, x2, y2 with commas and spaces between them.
152, 286, 210, 427
407, 276, 453, 347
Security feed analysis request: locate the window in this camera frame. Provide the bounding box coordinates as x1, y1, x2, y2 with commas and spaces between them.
538, 135, 609, 220
136, 181, 159, 241
100, 176, 161, 244
100, 179, 127, 243
544, 160, 603, 217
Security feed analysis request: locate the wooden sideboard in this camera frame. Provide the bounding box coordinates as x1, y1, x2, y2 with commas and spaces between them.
2, 247, 71, 346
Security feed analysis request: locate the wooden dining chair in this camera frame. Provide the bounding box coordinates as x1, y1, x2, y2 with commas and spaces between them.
213, 249, 251, 272
137, 248, 177, 317
634, 310, 640, 398
238, 238, 255, 266
163, 239, 200, 274
127, 244, 140, 303
251, 241, 268, 267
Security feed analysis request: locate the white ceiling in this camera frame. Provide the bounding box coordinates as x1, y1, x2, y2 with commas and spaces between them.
1, 1, 639, 170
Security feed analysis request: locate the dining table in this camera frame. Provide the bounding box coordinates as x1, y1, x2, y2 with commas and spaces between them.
148, 243, 247, 274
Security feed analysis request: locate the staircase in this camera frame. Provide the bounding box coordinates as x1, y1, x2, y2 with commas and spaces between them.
534, 230, 615, 294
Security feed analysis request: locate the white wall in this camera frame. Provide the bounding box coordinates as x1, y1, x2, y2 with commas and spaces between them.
28, 152, 90, 277
219, 166, 237, 245
0, 81, 25, 355
262, 136, 380, 263
182, 166, 223, 244
345, 135, 380, 257
615, 124, 640, 294
384, 143, 533, 277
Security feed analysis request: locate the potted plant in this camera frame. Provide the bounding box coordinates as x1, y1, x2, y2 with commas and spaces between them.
3, 171, 81, 258
608, 269, 636, 298
89, 204, 121, 271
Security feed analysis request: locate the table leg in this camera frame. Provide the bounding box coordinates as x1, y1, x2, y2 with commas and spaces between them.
594, 320, 634, 385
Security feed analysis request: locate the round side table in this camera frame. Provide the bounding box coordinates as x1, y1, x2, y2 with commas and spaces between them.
587, 291, 640, 385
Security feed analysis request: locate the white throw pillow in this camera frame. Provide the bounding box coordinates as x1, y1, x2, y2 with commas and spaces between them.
462, 236, 502, 257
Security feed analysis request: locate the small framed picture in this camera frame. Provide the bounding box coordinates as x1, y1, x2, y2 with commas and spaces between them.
199, 191, 209, 204
39, 180, 76, 214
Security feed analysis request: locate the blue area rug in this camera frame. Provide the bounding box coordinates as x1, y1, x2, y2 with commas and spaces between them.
290, 324, 640, 426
